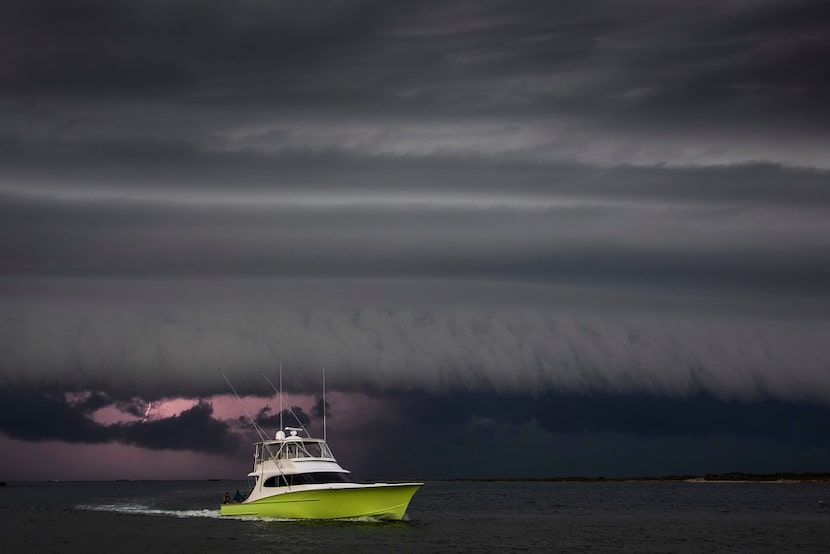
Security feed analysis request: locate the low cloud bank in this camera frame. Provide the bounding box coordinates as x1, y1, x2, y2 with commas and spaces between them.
2, 299, 828, 404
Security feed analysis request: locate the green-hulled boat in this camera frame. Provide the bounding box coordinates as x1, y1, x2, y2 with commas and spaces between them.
220, 427, 422, 520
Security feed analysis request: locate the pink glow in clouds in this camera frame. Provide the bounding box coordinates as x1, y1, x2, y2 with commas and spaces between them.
87, 393, 314, 427
0, 391, 393, 481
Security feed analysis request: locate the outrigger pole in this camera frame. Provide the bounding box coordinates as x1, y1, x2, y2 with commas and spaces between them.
218, 368, 269, 443
219, 368, 287, 493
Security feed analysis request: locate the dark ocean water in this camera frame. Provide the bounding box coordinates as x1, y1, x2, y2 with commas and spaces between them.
3, 479, 830, 552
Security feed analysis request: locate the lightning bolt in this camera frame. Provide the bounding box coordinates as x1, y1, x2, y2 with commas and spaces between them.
121, 399, 153, 467
141, 401, 153, 423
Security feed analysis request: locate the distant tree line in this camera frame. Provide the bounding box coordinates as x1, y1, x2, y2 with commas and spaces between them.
430, 472, 830, 482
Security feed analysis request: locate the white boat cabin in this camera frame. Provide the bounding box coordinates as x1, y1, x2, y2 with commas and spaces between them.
246, 429, 354, 488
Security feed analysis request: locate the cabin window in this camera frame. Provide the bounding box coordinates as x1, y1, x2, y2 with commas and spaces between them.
263, 475, 290, 487
262, 472, 355, 487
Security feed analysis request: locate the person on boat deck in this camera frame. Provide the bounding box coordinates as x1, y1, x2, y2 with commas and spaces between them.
234, 490, 243, 503
223, 492, 231, 504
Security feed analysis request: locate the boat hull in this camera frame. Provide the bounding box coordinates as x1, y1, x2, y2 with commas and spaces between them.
220, 483, 422, 520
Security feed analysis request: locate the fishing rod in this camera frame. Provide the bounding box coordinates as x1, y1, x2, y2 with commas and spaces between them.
219, 368, 290, 492
218, 368, 269, 443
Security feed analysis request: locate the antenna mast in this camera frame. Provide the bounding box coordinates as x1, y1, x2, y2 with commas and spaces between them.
262, 370, 309, 436
279, 363, 283, 433
323, 367, 327, 442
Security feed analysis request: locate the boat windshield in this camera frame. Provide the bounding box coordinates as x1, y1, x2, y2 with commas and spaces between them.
256, 440, 334, 462
263, 471, 354, 487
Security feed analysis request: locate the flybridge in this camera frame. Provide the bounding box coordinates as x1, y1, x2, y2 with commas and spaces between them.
255, 437, 335, 463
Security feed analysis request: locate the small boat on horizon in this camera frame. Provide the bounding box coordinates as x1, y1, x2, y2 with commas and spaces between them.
219, 426, 422, 520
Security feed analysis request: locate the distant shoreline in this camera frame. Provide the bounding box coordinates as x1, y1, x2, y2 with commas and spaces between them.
3, 472, 830, 484
428, 472, 830, 483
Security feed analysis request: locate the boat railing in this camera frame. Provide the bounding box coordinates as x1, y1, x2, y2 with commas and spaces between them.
255, 440, 335, 463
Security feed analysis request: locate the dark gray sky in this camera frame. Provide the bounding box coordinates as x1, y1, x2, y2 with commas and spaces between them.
1, 0, 829, 479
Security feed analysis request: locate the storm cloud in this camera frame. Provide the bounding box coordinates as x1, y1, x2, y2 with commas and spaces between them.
0, 390, 242, 453
2, 287, 828, 404
2, 0, 829, 478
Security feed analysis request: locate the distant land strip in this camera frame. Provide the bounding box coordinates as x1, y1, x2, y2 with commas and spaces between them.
428, 472, 830, 483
